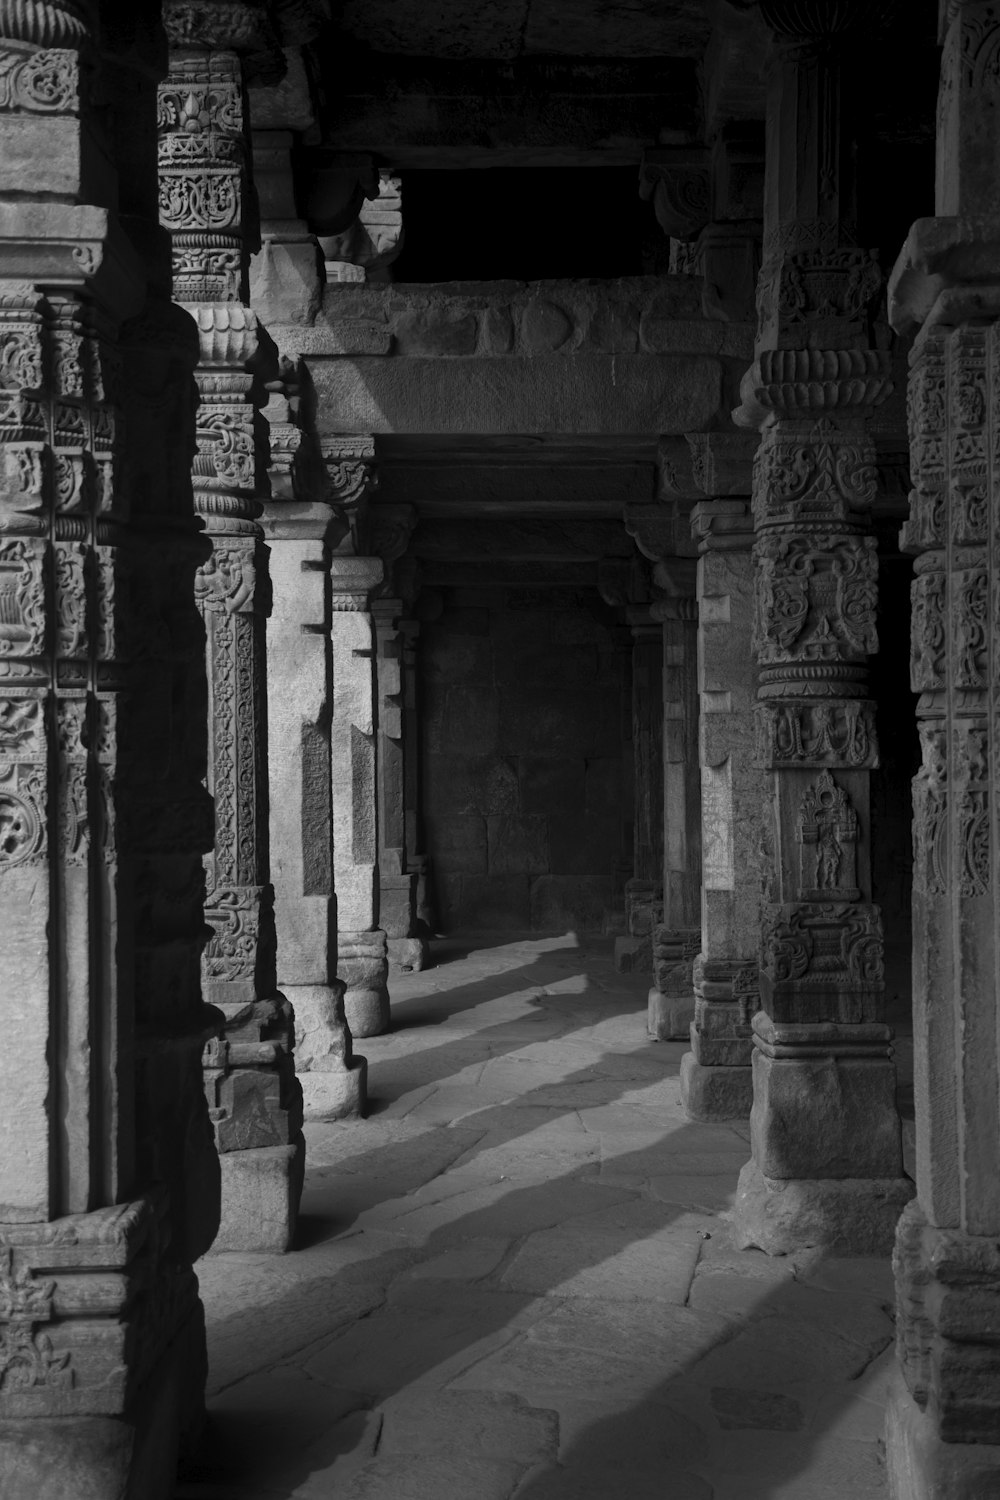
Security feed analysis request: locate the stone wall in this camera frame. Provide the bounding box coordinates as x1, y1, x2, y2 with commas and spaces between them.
421, 586, 631, 931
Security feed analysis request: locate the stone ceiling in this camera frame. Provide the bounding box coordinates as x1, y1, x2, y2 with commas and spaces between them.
336, 0, 715, 60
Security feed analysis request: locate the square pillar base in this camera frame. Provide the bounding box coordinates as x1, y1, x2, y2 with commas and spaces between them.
299, 1057, 368, 1122
388, 935, 429, 972
647, 986, 694, 1041
211, 1137, 305, 1254
680, 1051, 753, 1121
731, 1159, 914, 1256
0, 1302, 206, 1500
886, 1367, 1000, 1500
615, 934, 651, 974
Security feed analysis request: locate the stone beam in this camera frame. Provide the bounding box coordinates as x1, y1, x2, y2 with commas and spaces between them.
409, 518, 636, 562
309, 57, 702, 169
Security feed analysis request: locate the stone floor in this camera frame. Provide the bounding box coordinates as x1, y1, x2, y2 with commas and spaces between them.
178, 933, 902, 1500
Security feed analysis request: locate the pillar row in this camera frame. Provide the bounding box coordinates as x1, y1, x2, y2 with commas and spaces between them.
158, 10, 303, 1251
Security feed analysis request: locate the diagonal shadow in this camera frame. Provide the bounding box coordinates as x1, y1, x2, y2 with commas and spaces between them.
176, 938, 904, 1500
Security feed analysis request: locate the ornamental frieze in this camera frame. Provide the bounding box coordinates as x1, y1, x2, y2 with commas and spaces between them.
755, 700, 878, 768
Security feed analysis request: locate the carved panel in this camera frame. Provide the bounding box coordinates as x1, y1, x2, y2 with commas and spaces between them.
755, 700, 878, 768
753, 531, 878, 663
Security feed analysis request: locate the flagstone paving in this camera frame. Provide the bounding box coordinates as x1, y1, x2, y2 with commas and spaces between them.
178, 933, 900, 1500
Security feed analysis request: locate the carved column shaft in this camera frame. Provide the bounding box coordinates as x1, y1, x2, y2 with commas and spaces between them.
680, 497, 762, 1121
885, 4, 1000, 1490
0, 5, 217, 1491
324, 435, 391, 1036
730, 1, 911, 1256
262, 386, 366, 1119
614, 609, 664, 975
158, 9, 303, 1252
648, 589, 702, 1039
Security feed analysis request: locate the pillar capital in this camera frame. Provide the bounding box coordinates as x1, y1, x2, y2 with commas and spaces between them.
329, 553, 383, 611
162, 0, 284, 81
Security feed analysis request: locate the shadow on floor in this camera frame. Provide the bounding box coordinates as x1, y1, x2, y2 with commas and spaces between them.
177, 934, 906, 1500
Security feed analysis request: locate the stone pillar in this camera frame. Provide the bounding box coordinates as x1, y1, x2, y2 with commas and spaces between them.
730, 0, 912, 1255
373, 596, 429, 971
885, 4, 1000, 1492
650, 580, 702, 1040
369, 503, 427, 971
614, 611, 664, 973
0, 5, 218, 1493
158, 6, 304, 1252
323, 435, 391, 1035
680, 497, 761, 1121
261, 382, 367, 1120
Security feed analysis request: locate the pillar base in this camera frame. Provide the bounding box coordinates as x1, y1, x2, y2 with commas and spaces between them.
731, 1160, 914, 1256
0, 1301, 206, 1500
344, 986, 390, 1037
340, 930, 391, 1037
211, 1137, 305, 1254
299, 1057, 368, 1121
388, 935, 429, 972
680, 1052, 753, 1121
886, 1367, 1000, 1500
647, 986, 695, 1041
615, 934, 651, 974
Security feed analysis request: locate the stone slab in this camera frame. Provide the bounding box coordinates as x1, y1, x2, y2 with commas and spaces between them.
310, 354, 723, 436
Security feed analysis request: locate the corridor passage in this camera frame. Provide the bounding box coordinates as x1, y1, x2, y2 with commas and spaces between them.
181, 936, 896, 1500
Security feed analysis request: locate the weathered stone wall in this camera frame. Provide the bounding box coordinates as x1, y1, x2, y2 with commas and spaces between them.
421, 586, 630, 931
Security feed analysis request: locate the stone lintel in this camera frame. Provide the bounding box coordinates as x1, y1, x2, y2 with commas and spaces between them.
307, 353, 725, 438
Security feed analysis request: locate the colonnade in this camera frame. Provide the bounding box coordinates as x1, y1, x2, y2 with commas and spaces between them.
0, 1, 998, 1497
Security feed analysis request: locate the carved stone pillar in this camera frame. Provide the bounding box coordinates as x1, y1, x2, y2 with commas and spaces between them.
0, 5, 218, 1493
730, 0, 912, 1255
651, 578, 702, 1039
323, 436, 391, 1036
677, 499, 762, 1119
369, 503, 426, 971
261, 381, 367, 1120
614, 610, 664, 973
159, 5, 304, 1251
622, 508, 701, 1038
884, 4, 1000, 1492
